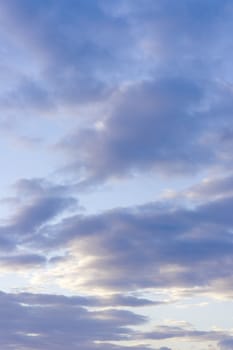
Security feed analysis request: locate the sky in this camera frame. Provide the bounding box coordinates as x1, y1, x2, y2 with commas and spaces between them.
0, 0, 233, 349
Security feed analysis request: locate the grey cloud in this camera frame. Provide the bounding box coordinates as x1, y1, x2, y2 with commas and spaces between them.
0, 0, 132, 111
141, 324, 233, 350
6, 291, 155, 309
141, 324, 231, 348
0, 178, 78, 252
0, 0, 232, 187
5, 291, 99, 308
14, 179, 77, 228
17, 291, 157, 309
0, 78, 54, 112
1, 291, 230, 350
219, 337, 233, 350
121, 0, 233, 82
0, 290, 149, 350
0, 1, 232, 349
11, 196, 75, 235
0, 0, 232, 115
59, 76, 233, 186
35, 192, 233, 295
44, 0, 233, 184
12, 178, 69, 198
105, 294, 159, 307
0, 254, 46, 269
184, 174, 233, 202
0, 236, 15, 252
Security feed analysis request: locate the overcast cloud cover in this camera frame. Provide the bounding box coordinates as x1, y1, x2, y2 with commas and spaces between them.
0, 1, 233, 349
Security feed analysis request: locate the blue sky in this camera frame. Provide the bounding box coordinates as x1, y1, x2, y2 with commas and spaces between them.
0, 1, 233, 349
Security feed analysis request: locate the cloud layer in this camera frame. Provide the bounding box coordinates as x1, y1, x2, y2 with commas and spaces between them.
0, 1, 233, 349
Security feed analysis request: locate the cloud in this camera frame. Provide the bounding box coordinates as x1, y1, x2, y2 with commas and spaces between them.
141, 323, 232, 349
104, 294, 161, 308
0, 0, 233, 187
0, 0, 232, 118
0, 0, 132, 113
0, 290, 150, 350
28, 185, 233, 297
0, 178, 78, 253
0, 254, 46, 270
45, 0, 233, 185
58, 75, 233, 186
219, 338, 233, 350
0, 290, 231, 350
1, 174, 233, 298
0, 2, 232, 349
59, 77, 204, 181
167, 173, 233, 205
